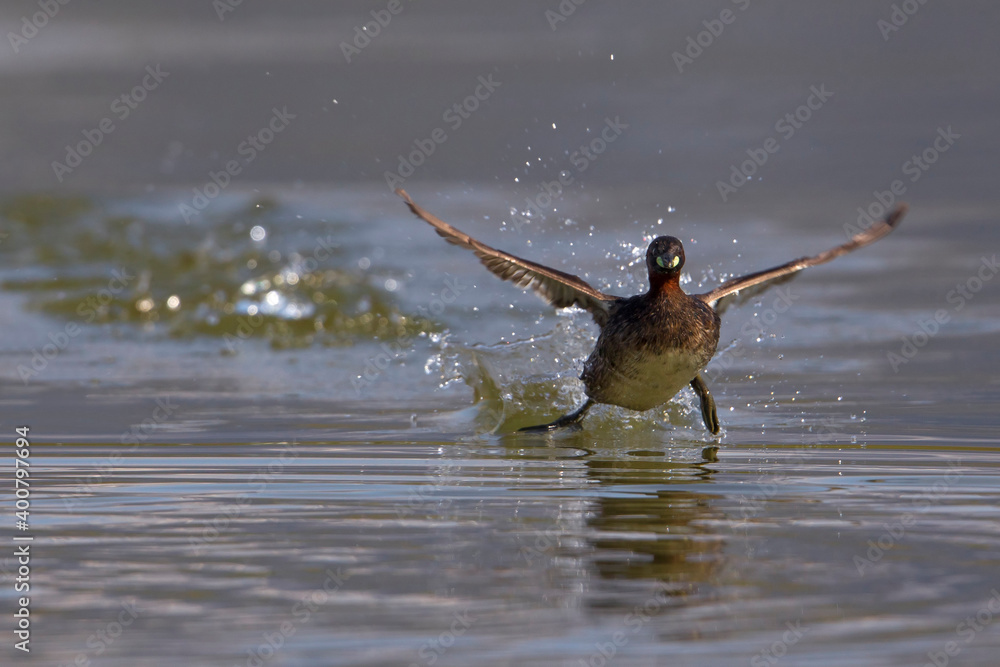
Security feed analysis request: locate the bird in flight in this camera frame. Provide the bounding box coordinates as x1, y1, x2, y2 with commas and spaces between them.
396, 189, 907, 434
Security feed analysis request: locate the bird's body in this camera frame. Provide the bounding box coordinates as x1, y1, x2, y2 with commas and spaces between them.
582, 287, 719, 412
395, 188, 907, 433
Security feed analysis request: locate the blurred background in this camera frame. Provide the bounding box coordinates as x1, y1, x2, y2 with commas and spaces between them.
2, 0, 996, 207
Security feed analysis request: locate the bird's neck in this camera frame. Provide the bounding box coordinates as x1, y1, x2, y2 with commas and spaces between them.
648, 272, 681, 296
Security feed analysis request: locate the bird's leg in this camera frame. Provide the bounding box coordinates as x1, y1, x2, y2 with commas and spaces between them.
519, 399, 595, 432
690, 375, 720, 434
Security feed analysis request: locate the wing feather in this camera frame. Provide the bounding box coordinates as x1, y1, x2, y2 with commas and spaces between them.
396, 189, 616, 327
697, 203, 908, 311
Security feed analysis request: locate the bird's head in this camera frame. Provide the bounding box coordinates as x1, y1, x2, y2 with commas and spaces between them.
646, 236, 685, 282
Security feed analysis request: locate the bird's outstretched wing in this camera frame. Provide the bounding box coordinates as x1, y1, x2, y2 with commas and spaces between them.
697, 204, 908, 312
397, 189, 616, 327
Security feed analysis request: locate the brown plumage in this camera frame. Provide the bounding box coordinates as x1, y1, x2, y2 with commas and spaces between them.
396, 188, 907, 433
395, 189, 611, 326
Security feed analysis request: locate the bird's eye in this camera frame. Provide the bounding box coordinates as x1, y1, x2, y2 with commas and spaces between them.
657, 255, 680, 269
656, 256, 667, 268
669, 255, 680, 269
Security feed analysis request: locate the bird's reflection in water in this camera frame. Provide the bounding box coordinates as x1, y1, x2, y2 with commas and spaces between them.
495, 422, 727, 628
504, 427, 727, 609
583, 456, 724, 593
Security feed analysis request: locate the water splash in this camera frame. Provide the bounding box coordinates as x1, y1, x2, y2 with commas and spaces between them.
0, 194, 435, 348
